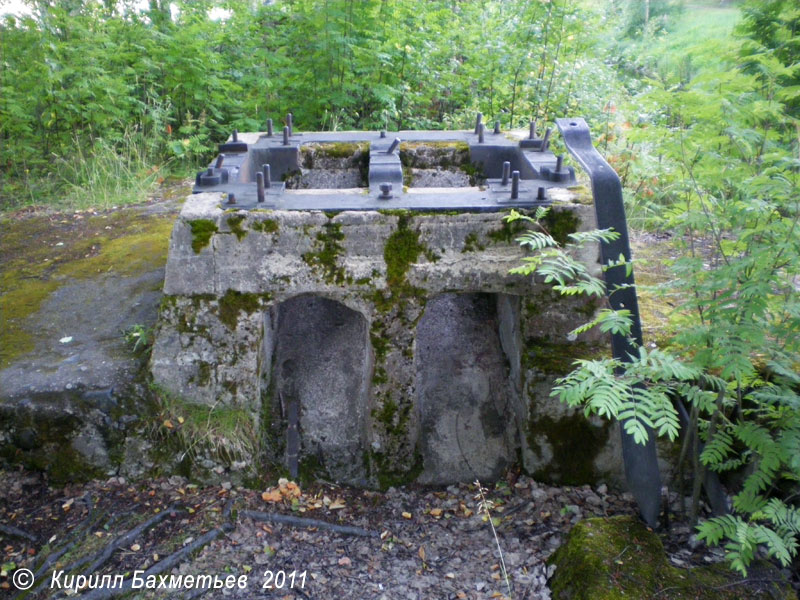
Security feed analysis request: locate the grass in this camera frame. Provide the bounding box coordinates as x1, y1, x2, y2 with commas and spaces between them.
58, 132, 165, 211
0, 128, 197, 214
151, 384, 260, 469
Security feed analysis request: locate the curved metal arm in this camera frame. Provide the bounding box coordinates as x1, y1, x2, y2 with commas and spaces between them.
556, 118, 662, 527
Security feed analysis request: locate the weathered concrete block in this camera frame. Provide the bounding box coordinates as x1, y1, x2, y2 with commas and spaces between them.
151, 181, 620, 487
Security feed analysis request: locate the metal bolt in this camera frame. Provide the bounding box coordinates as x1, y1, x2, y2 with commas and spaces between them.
541, 127, 552, 151
380, 130, 387, 138
232, 129, 239, 142
511, 171, 520, 200
556, 154, 564, 172
501, 161, 511, 186
493, 120, 500, 134
283, 126, 289, 146
386, 137, 400, 154
474, 112, 483, 135
478, 123, 485, 144
537, 186, 547, 201
227, 193, 236, 205
262, 164, 271, 188
215, 154, 225, 169
287, 112, 293, 137
379, 182, 392, 199
267, 118, 273, 137
256, 172, 265, 203
529, 120, 536, 139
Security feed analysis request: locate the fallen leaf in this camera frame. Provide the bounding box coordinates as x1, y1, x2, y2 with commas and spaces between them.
430, 508, 442, 517
329, 499, 346, 510
402, 511, 412, 519
262, 489, 282, 503
418, 546, 426, 561
163, 420, 174, 429
338, 556, 351, 567
62, 498, 74, 512
131, 544, 141, 552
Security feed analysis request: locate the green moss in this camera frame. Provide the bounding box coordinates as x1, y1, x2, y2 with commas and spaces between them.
462, 231, 485, 253
226, 215, 247, 241
522, 337, 596, 375
459, 160, 486, 186
301, 222, 350, 285
384, 214, 425, 289
221, 380, 238, 396
310, 142, 368, 159
548, 516, 794, 600
189, 219, 218, 253
527, 412, 610, 485
0, 211, 173, 367
369, 447, 424, 490
488, 213, 528, 244
542, 208, 579, 246
217, 290, 267, 330
297, 454, 327, 485
0, 397, 110, 483
196, 361, 212, 386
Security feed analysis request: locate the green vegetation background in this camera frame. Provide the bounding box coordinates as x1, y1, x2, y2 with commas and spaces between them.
2, 0, 799, 578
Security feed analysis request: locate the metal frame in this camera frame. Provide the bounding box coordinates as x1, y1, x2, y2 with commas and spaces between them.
557, 117, 662, 527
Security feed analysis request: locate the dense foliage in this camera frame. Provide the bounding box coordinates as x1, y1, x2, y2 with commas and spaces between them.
0, 0, 611, 210
512, 0, 800, 576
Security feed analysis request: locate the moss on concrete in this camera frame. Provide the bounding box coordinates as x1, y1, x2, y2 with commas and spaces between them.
217, 290, 269, 331
548, 516, 794, 600
488, 213, 528, 244
226, 215, 247, 241
528, 412, 610, 485
251, 218, 279, 234
302, 221, 350, 285
541, 208, 580, 246
0, 211, 174, 368
368, 446, 424, 491
188, 219, 218, 253
384, 214, 425, 290
462, 231, 485, 253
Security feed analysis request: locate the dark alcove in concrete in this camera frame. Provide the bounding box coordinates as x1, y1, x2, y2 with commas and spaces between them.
414, 293, 518, 484
269, 295, 370, 484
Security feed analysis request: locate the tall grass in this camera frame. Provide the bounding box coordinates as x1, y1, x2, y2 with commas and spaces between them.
58, 129, 166, 211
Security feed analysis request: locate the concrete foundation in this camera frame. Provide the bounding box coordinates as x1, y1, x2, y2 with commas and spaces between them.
150, 185, 626, 487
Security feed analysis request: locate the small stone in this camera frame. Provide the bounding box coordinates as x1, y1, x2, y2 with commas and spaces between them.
688, 534, 703, 551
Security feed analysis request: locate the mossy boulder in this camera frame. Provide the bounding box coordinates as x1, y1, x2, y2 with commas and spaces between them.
548, 516, 794, 600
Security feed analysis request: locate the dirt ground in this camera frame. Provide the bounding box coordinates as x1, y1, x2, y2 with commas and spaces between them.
5, 466, 792, 600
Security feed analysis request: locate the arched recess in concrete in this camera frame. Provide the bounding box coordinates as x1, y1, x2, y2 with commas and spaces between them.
265, 294, 371, 485
414, 293, 519, 484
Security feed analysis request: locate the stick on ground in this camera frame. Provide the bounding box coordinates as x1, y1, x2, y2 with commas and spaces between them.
240, 509, 379, 538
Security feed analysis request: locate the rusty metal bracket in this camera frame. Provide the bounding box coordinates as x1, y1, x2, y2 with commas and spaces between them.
556, 117, 662, 528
